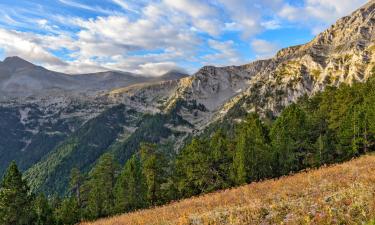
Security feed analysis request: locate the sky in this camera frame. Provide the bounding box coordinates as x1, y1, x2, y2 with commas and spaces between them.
0, 0, 368, 76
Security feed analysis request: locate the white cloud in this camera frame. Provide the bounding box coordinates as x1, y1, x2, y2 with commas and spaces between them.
261, 20, 281, 30
304, 0, 366, 22
163, 0, 215, 19
111, 0, 140, 13
251, 39, 279, 59
73, 10, 200, 54
278, 4, 301, 21
137, 62, 180, 76
218, 0, 284, 38
0, 0, 368, 76
163, 0, 221, 36
48, 60, 109, 74
279, 0, 367, 30
0, 28, 66, 66
58, 0, 116, 15
203, 39, 242, 65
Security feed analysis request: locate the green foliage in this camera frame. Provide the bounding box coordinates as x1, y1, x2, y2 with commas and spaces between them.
112, 113, 180, 165
25, 104, 128, 195
176, 130, 233, 197
4, 75, 375, 224
114, 155, 147, 212
33, 194, 55, 225
176, 138, 211, 197
0, 162, 34, 225
55, 197, 80, 225
85, 153, 118, 219
270, 104, 313, 175
232, 114, 271, 184
140, 143, 167, 205
69, 167, 83, 206
208, 129, 232, 189
0, 105, 80, 177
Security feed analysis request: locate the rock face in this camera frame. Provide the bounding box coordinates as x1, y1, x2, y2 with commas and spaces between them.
164, 0, 375, 124
1, 1, 375, 194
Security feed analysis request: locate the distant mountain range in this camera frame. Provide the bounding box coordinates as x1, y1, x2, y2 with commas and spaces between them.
0, 56, 187, 97
1, 0, 375, 195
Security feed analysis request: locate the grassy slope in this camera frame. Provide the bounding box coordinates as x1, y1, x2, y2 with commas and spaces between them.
83, 154, 375, 225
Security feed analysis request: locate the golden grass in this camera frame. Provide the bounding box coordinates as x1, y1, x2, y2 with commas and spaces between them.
82, 155, 375, 225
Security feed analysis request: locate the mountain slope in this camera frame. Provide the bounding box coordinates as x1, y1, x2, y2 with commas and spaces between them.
0, 58, 187, 178
0, 56, 188, 97
4, 0, 375, 195
104, 0, 375, 135
83, 154, 375, 225
217, 0, 375, 119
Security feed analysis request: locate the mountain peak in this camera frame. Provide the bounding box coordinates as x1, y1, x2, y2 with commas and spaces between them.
2, 56, 35, 70
159, 70, 188, 80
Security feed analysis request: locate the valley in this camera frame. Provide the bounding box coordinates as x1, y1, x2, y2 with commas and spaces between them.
1, 1, 375, 225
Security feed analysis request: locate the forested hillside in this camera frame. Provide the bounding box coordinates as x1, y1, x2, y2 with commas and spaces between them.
1, 1, 375, 224
1, 76, 375, 224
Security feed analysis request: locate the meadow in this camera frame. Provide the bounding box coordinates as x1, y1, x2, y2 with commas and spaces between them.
82, 154, 375, 225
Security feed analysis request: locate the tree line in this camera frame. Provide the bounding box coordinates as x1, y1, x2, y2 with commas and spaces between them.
1, 78, 375, 224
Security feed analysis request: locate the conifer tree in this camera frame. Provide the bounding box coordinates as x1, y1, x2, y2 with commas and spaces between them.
114, 155, 147, 213
270, 104, 311, 175
69, 167, 83, 206
0, 161, 34, 225
208, 129, 232, 190
86, 153, 118, 219
34, 194, 55, 225
140, 143, 167, 205
175, 138, 210, 197
232, 113, 271, 185
55, 197, 80, 225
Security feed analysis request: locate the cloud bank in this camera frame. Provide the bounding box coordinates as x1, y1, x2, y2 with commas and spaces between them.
0, 0, 367, 76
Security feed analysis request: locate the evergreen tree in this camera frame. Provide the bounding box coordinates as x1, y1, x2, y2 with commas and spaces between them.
175, 138, 211, 197
208, 129, 232, 189
33, 194, 55, 225
55, 197, 80, 225
270, 104, 312, 176
86, 153, 118, 219
114, 155, 147, 213
232, 113, 271, 185
0, 161, 34, 225
69, 167, 83, 206
301, 93, 336, 166
140, 143, 167, 205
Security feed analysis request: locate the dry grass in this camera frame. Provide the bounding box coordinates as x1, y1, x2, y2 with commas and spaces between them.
82, 155, 375, 225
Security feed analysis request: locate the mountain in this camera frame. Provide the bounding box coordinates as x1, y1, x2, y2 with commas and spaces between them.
156, 70, 188, 81
0, 56, 188, 97
1, 1, 375, 195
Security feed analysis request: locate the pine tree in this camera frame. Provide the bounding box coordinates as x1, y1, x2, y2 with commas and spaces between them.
140, 143, 167, 205
175, 138, 210, 197
55, 197, 80, 225
270, 104, 312, 176
0, 161, 34, 225
114, 155, 147, 213
208, 129, 232, 190
33, 194, 55, 225
232, 113, 271, 185
69, 167, 83, 206
86, 153, 118, 219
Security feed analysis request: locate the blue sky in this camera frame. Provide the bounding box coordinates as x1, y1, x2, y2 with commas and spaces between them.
0, 0, 367, 75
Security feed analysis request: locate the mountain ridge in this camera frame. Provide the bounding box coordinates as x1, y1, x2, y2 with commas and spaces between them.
2, 0, 375, 195
0, 56, 188, 98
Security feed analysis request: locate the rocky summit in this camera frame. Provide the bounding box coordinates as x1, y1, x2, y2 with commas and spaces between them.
1, 1, 375, 195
